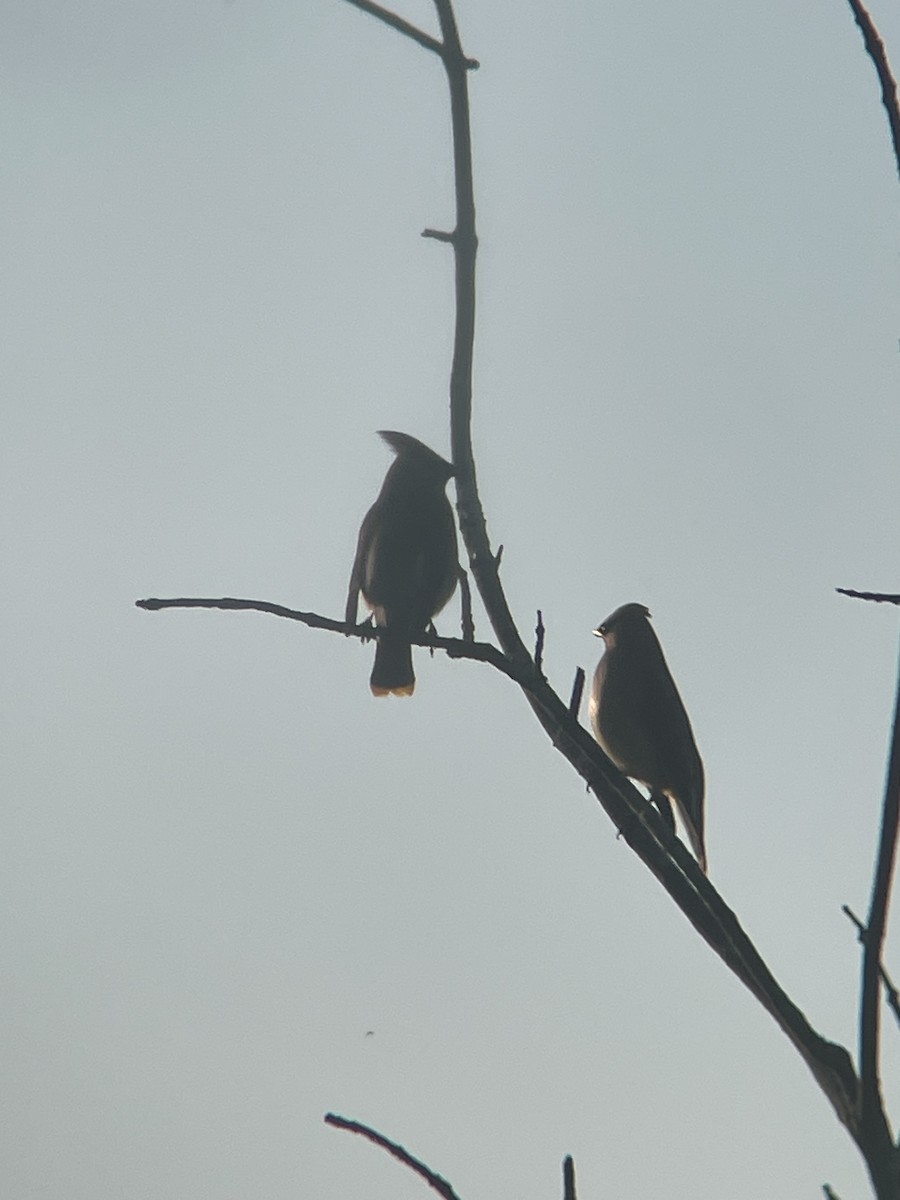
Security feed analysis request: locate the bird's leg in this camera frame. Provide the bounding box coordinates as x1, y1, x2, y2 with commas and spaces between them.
426, 619, 438, 658
355, 615, 376, 643
651, 790, 677, 837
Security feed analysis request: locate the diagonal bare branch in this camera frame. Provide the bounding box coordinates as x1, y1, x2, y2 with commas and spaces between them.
341, 0, 478, 68
843, 905, 900, 1032
340, 0, 444, 57
846, 0, 900, 182
325, 1113, 463, 1200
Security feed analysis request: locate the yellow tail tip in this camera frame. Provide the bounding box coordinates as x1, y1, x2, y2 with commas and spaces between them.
370, 683, 416, 697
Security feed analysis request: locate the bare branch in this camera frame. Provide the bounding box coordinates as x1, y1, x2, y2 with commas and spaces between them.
426, 0, 862, 1149
434, 0, 531, 685
823, 1186, 843, 1200
141, 0, 896, 1184
135, 596, 518, 681
569, 667, 585, 719
535, 610, 545, 673
859, 638, 900, 1147
340, 0, 444, 57
325, 1113, 463, 1200
423, 227, 456, 242
458, 566, 475, 641
340, 0, 478, 68
843, 905, 900, 1031
563, 1155, 577, 1200
846, 0, 900, 182
837, 589, 900, 605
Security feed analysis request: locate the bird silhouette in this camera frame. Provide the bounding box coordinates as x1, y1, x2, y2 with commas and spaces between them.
589, 602, 706, 872
346, 431, 458, 696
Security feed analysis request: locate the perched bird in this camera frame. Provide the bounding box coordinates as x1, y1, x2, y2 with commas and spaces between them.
346, 431, 458, 697
589, 603, 706, 872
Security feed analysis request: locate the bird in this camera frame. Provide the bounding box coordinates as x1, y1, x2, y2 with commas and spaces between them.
588, 602, 707, 872
345, 431, 458, 696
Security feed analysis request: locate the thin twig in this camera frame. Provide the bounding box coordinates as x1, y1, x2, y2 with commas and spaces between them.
458, 566, 475, 641
859, 637, 900, 1142
325, 1114, 463, 1200
341, 0, 444, 57
423, 227, 456, 242
843, 905, 900, 1030
837, 588, 900, 605
535, 610, 545, 673
135, 596, 517, 680
569, 667, 585, 719
823, 1185, 843, 1200
341, 0, 478, 68
563, 1155, 577, 1200
846, 0, 900, 182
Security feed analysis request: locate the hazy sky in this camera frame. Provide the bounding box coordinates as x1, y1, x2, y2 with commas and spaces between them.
3, 2, 900, 1197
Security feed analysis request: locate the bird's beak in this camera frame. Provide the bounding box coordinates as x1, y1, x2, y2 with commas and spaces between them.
592, 627, 604, 638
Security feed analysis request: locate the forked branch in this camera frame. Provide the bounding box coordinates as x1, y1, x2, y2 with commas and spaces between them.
396, 0, 865, 1160
136, 0, 900, 1192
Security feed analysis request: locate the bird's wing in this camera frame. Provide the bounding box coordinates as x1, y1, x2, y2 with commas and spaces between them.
346, 500, 380, 624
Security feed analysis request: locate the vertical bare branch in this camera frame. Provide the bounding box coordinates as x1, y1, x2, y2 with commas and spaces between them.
859, 640, 900, 1150
430, 1, 533, 676
563, 1155, 577, 1200
568, 668, 586, 718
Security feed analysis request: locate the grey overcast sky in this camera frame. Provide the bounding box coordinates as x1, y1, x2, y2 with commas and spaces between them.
2, 2, 899, 1197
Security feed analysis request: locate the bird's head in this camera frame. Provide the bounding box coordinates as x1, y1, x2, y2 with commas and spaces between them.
377, 430, 454, 484
593, 602, 652, 647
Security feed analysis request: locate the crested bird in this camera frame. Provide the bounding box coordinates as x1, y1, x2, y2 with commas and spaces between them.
346, 431, 458, 696
589, 602, 707, 872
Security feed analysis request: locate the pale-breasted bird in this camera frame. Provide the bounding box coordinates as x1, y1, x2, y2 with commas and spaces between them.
589, 602, 707, 873
345, 431, 458, 697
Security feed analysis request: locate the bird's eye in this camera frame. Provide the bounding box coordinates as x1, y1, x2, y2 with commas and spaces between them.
599, 625, 608, 635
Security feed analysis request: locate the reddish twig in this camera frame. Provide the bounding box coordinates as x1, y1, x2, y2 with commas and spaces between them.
846, 0, 900, 182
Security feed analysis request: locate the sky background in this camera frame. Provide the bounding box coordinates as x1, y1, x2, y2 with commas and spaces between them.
2, 1, 900, 1197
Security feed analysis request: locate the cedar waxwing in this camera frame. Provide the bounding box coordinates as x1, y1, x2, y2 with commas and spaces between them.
346, 431, 458, 697
589, 603, 707, 873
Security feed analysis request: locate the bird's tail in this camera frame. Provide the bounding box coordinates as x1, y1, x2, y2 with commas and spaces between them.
673, 797, 708, 874
653, 788, 707, 874
370, 633, 415, 697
